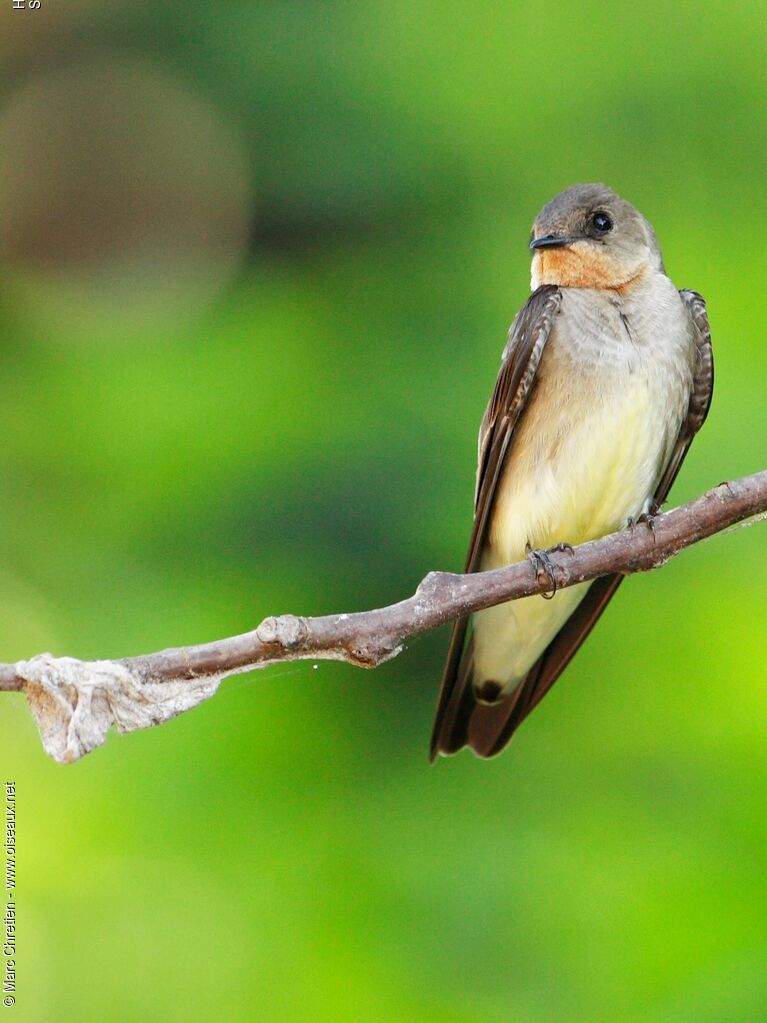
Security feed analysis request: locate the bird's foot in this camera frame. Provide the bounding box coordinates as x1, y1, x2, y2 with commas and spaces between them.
628, 501, 660, 537
525, 543, 566, 600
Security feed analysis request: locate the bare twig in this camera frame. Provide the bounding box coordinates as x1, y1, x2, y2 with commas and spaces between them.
2, 470, 765, 762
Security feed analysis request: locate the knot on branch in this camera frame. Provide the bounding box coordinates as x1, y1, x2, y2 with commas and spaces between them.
345, 638, 402, 669
256, 615, 309, 650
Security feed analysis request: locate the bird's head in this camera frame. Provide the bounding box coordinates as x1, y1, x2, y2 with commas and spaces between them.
529, 183, 663, 292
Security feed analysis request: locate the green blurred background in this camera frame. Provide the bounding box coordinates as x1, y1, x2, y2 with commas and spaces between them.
1, 2, 765, 1020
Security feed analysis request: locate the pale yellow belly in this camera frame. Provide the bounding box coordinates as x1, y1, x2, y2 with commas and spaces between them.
473, 371, 676, 689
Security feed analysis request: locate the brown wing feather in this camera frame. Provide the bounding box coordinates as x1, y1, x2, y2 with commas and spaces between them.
429, 285, 563, 759
432, 289, 714, 760
652, 291, 714, 506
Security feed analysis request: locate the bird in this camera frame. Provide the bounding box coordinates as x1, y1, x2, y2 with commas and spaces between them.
430, 183, 713, 760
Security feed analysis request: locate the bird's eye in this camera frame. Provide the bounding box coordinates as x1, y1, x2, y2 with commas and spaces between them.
591, 211, 613, 233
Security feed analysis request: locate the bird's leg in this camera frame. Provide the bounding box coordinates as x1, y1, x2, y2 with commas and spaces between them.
525, 542, 567, 600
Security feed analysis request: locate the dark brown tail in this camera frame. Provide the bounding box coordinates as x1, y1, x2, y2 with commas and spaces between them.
430, 574, 624, 760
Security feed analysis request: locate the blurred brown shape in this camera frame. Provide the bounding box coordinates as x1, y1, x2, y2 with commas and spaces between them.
0, 56, 253, 339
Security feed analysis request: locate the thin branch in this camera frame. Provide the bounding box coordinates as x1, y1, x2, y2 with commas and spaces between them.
3, 470, 764, 688
2, 470, 765, 762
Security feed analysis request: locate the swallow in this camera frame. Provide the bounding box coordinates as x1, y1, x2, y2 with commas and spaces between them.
431, 183, 713, 759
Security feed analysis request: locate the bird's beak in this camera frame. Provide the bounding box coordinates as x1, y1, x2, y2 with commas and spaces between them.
529, 234, 573, 251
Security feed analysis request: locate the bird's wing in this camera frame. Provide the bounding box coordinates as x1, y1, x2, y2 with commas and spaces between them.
450, 289, 714, 759
652, 291, 714, 504
429, 284, 563, 760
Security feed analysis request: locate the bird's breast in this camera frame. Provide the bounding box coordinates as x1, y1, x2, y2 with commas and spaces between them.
484, 284, 694, 569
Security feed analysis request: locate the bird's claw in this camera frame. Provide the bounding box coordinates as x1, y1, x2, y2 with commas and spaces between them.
548, 541, 574, 556
628, 508, 659, 538
526, 544, 563, 600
